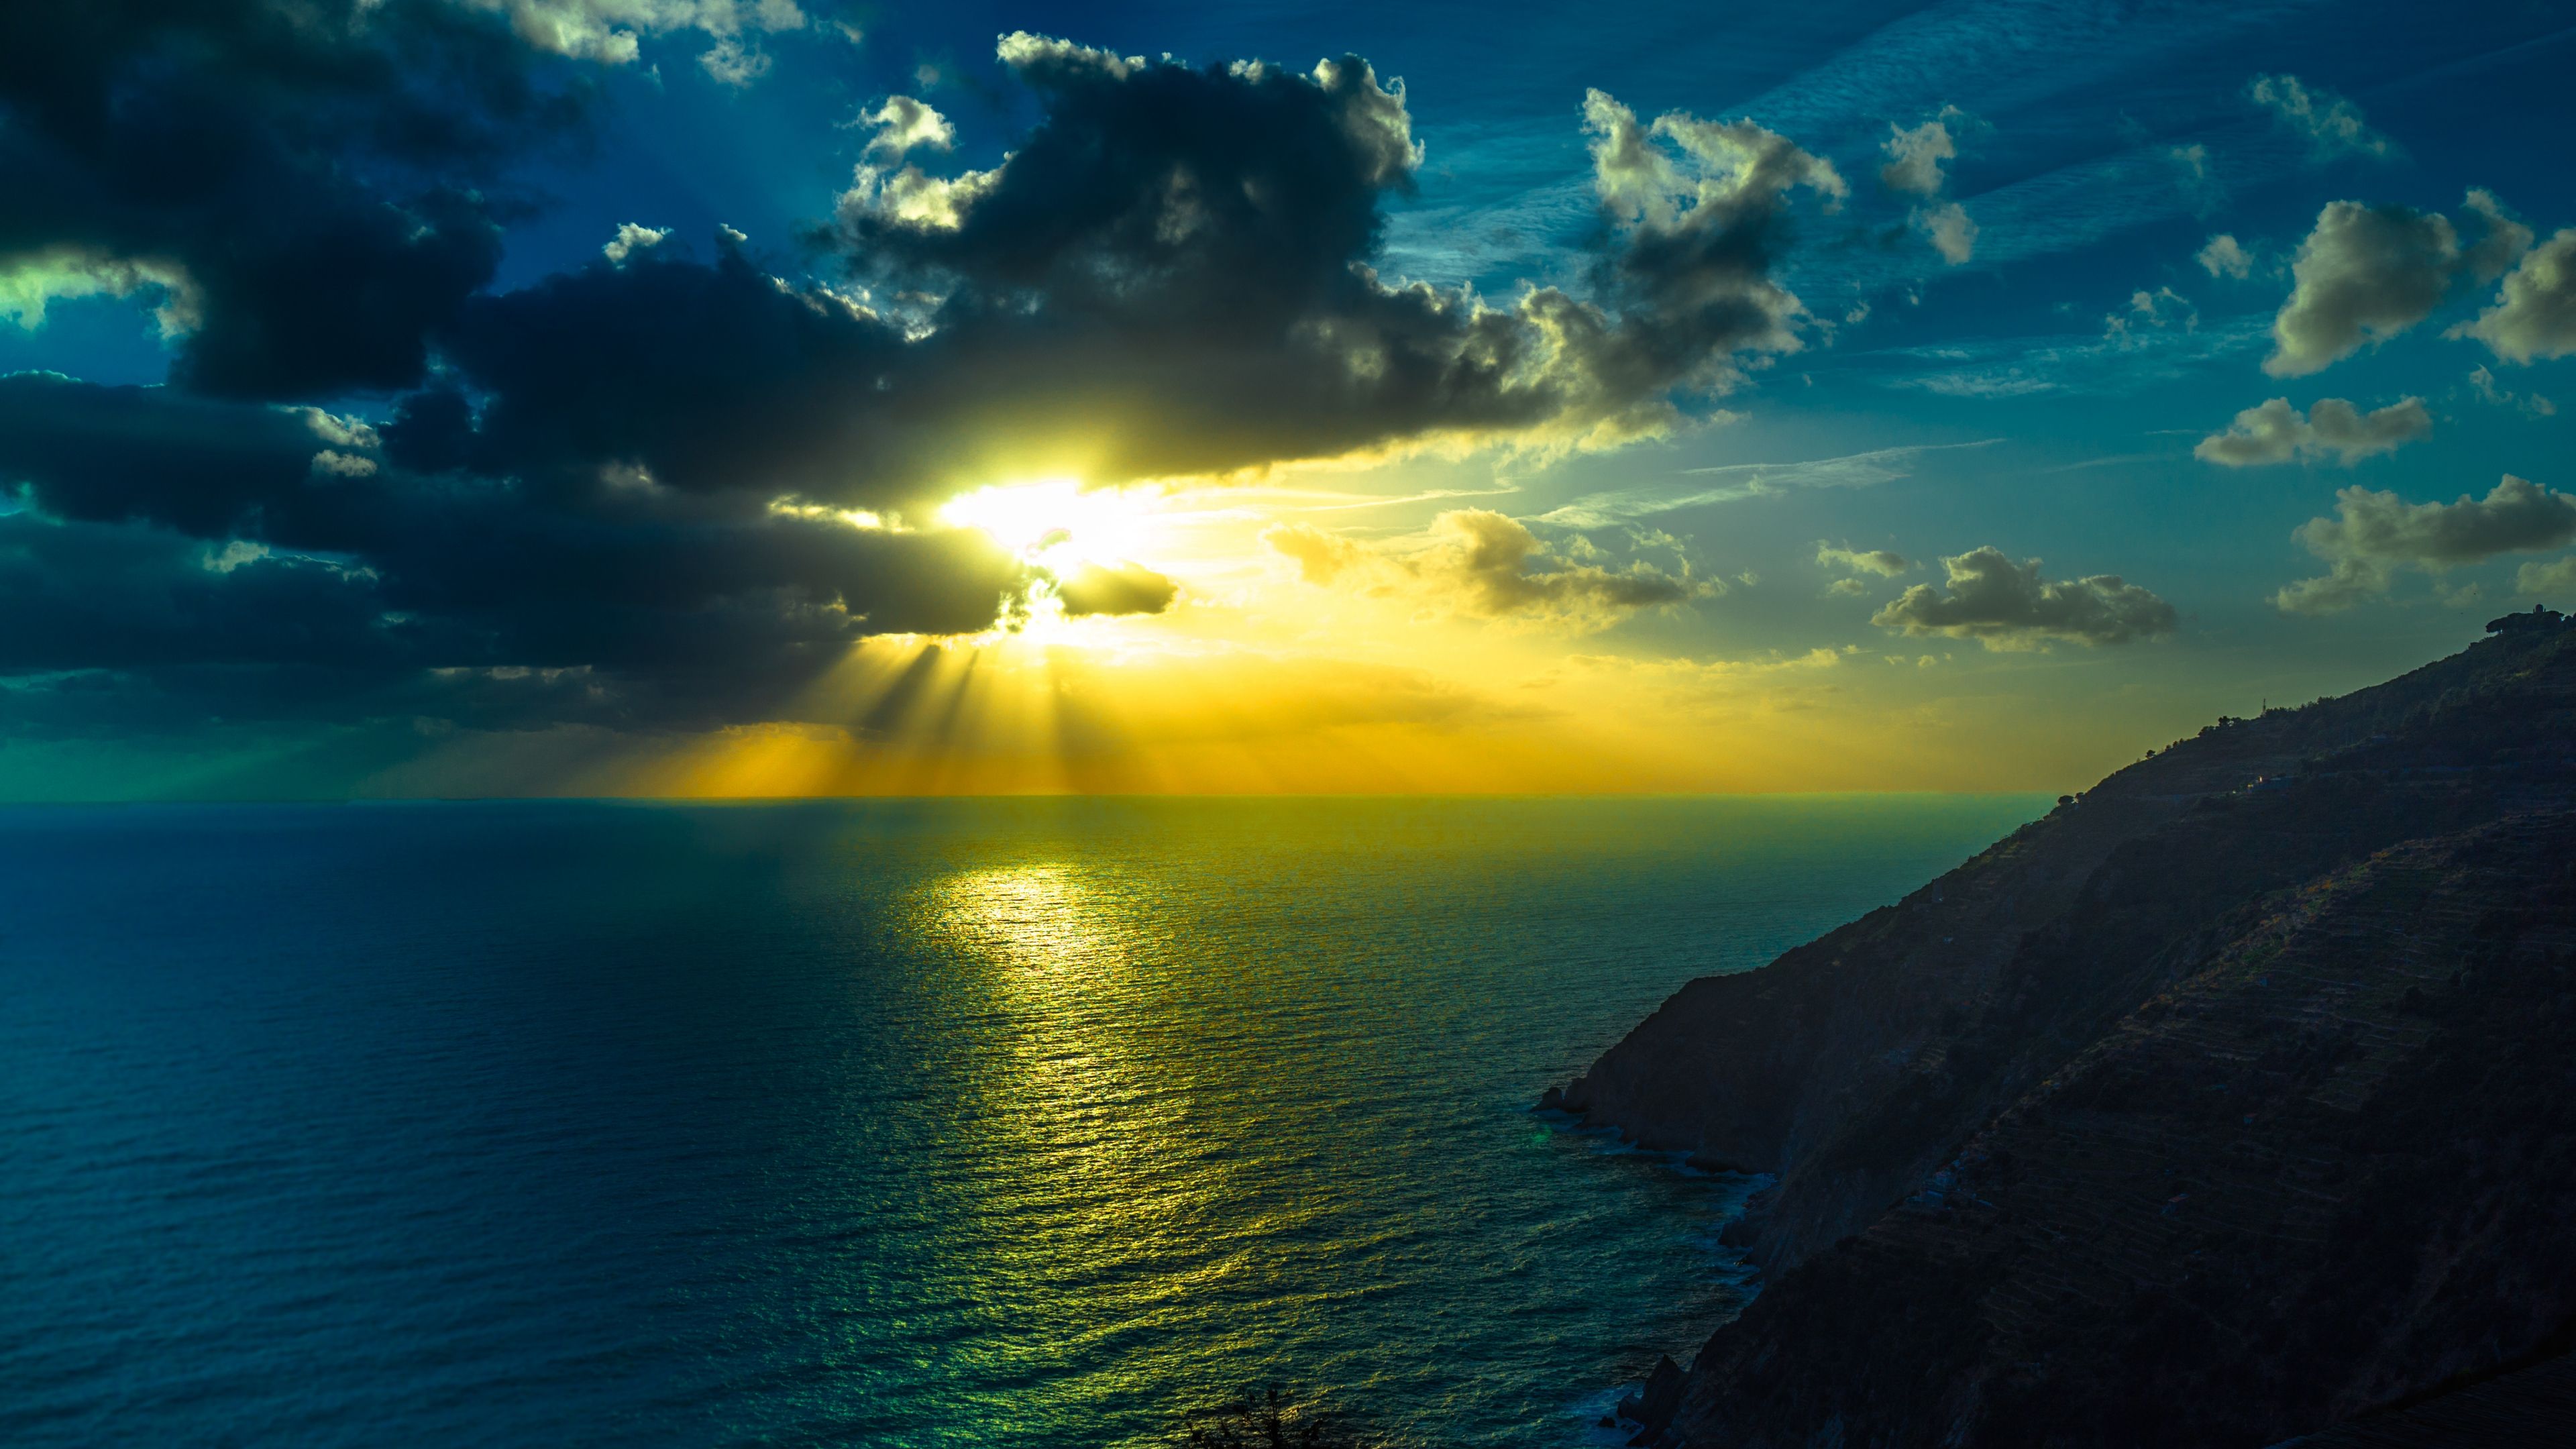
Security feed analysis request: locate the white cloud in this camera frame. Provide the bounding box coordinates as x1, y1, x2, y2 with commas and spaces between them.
601, 223, 669, 264
1585, 92, 1847, 233
2196, 233, 2252, 279
994, 32, 1143, 81
2193, 396, 2430, 467
2265, 201, 2458, 376
1817, 542, 1911, 576
2105, 285, 2194, 345
1819, 543, 1908, 596
0, 247, 199, 337
1877, 109, 1978, 264
309, 449, 379, 478
856, 96, 955, 160
698, 37, 771, 85
1537, 440, 1998, 527
838, 162, 1000, 234
2517, 555, 2576, 598
2274, 475, 2576, 613
2452, 227, 2576, 364
294, 409, 382, 451
200, 540, 270, 574
2249, 74, 2393, 161
833, 98, 983, 231
2168, 144, 2221, 211
2265, 191, 2535, 376
1915, 201, 1978, 265
457, 1, 808, 79
1880, 111, 1963, 197
2467, 364, 2557, 417
1877, 316, 2269, 400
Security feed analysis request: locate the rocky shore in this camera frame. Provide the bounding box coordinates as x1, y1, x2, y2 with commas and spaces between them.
1559, 608, 2576, 1446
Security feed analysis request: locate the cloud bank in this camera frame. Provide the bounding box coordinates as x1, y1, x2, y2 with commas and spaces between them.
0, 22, 1849, 737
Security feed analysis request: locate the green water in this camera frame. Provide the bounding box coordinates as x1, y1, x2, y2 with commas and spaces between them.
0, 795, 2043, 1446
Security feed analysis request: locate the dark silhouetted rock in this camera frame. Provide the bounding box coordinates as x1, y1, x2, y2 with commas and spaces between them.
2275, 1349, 2576, 1446
1561, 623, 2576, 1447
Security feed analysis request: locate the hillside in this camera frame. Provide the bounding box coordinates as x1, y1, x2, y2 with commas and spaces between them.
1554, 608, 2576, 1446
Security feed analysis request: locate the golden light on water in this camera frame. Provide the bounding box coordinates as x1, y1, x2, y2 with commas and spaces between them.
906, 857, 1219, 1321
926, 863, 1132, 976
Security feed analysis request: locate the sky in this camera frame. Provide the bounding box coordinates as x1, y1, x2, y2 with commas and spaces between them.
2, 0, 2573, 799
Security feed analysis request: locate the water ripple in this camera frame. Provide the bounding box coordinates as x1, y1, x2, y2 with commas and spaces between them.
0, 796, 2039, 1448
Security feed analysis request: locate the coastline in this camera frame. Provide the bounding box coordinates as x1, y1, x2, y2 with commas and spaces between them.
1560, 615, 2576, 1446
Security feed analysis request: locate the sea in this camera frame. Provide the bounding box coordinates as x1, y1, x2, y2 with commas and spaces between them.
0, 796, 2042, 1448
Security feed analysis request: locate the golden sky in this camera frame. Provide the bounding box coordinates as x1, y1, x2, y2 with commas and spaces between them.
319, 466, 2313, 799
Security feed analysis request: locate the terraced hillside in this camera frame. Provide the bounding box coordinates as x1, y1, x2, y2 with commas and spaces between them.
1556, 609, 2576, 1446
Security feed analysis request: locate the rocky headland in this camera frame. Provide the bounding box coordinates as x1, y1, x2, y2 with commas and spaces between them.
1555, 607, 2576, 1446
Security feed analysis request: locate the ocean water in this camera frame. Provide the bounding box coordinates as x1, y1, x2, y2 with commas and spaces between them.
0, 796, 2041, 1448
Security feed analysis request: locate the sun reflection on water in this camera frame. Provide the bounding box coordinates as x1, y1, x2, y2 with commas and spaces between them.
857, 812, 1872, 1445
924, 865, 1133, 978
898, 857, 1330, 1435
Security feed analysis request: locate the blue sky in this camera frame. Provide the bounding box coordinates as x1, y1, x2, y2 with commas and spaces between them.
1, 1, 2572, 797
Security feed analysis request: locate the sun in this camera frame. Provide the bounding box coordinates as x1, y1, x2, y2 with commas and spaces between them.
937, 478, 1162, 567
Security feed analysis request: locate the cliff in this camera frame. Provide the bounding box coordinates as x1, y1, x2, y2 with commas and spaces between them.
1556, 608, 2576, 1446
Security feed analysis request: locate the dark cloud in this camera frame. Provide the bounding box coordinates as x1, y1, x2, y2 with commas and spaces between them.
0, 513, 394, 675
0, 1, 594, 399
0, 28, 1845, 739
0, 372, 1028, 733
802, 42, 1843, 488
2274, 475, 2576, 614
0, 372, 356, 533
1872, 547, 2176, 649
435, 238, 924, 504
1054, 561, 1178, 617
